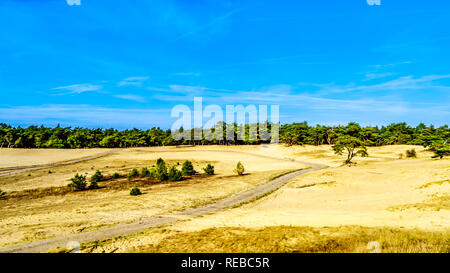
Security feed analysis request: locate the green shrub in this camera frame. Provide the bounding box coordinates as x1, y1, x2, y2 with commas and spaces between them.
406, 149, 417, 158
0, 189, 6, 198
111, 172, 120, 179
181, 160, 196, 175
154, 158, 168, 181
90, 170, 103, 183
149, 168, 157, 179
140, 167, 150, 178
168, 166, 183, 181
130, 187, 142, 196
68, 173, 87, 191
203, 164, 215, 175
127, 168, 139, 181
234, 162, 245, 175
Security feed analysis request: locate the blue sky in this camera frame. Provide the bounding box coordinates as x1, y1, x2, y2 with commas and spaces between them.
0, 0, 449, 129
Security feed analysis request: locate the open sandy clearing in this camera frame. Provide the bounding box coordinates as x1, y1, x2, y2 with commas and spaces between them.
167, 157, 449, 231
80, 145, 449, 252
0, 146, 310, 249
1, 145, 448, 253
0, 148, 111, 170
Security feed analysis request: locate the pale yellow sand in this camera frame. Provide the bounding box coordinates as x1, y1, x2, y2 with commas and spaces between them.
0, 148, 110, 169
168, 154, 450, 232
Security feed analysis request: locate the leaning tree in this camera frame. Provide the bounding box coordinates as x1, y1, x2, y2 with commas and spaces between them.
332, 136, 368, 164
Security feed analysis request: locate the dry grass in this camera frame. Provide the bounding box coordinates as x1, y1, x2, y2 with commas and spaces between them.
133, 226, 450, 253
389, 193, 450, 211
419, 180, 449, 189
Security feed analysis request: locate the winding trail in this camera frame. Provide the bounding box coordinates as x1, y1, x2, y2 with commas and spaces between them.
0, 150, 327, 253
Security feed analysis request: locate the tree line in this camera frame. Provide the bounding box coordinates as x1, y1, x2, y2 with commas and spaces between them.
0, 121, 448, 149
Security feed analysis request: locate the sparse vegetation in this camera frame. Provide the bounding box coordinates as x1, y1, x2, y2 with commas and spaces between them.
130, 187, 142, 196
0, 189, 6, 198
181, 160, 196, 175
406, 149, 417, 158
111, 172, 120, 179
203, 164, 215, 175
389, 193, 450, 211
234, 162, 245, 175
1, 145, 448, 252
68, 173, 87, 191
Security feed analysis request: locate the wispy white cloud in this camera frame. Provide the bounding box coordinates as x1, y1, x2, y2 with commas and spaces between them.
118, 76, 149, 86
368, 61, 413, 69
52, 83, 102, 94
301, 74, 450, 94
150, 79, 450, 117
363, 72, 396, 81
168, 85, 207, 94
114, 94, 147, 102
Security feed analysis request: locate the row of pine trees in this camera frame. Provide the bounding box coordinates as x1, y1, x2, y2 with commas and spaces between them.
0, 122, 448, 148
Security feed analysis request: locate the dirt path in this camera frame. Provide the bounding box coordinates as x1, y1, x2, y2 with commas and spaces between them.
0, 158, 326, 253
0, 151, 115, 177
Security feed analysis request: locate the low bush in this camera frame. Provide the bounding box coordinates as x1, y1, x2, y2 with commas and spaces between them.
140, 167, 150, 178
130, 187, 142, 196
234, 162, 245, 175
88, 180, 99, 190
406, 149, 417, 158
203, 164, 214, 175
111, 172, 120, 179
181, 160, 196, 175
0, 189, 6, 198
90, 170, 103, 183
68, 173, 87, 191
127, 168, 139, 181
88, 170, 102, 189
168, 166, 183, 181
